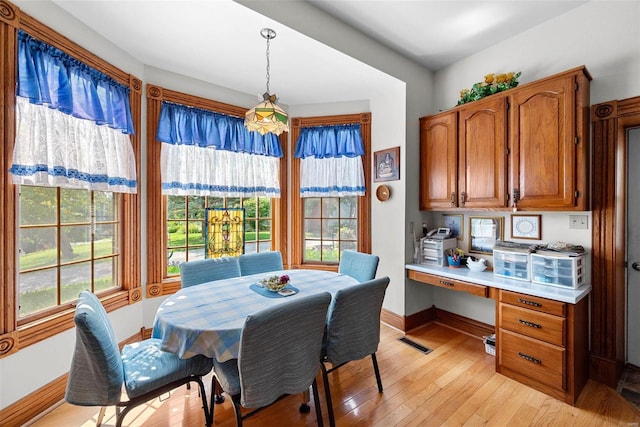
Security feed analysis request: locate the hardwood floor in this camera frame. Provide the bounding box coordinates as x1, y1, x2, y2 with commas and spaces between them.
27, 323, 640, 426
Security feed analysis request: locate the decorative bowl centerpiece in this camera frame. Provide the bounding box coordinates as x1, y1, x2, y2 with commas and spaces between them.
262, 274, 290, 292
466, 257, 487, 272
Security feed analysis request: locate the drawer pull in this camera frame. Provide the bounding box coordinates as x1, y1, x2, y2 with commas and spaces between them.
439, 280, 454, 287
518, 352, 542, 364
518, 319, 542, 329
518, 298, 542, 307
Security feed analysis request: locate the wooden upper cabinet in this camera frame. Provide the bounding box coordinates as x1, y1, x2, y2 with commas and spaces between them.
510, 67, 591, 210
420, 111, 457, 210
458, 95, 508, 208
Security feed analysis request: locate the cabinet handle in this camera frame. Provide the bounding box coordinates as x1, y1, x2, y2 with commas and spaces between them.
439, 280, 454, 287
460, 192, 466, 206
518, 352, 542, 364
518, 298, 542, 307
518, 319, 542, 329
450, 192, 455, 206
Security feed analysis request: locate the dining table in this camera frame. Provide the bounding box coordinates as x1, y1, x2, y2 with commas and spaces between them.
151, 269, 360, 363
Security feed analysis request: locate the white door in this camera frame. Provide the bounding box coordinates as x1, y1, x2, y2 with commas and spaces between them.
627, 127, 640, 366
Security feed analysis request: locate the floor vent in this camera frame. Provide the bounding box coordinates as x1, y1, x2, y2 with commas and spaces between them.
398, 337, 433, 354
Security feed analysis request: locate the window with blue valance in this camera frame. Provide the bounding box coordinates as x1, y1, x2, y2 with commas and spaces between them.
157, 101, 282, 197
294, 123, 365, 197
10, 30, 137, 193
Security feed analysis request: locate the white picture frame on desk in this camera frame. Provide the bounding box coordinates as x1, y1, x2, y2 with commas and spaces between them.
511, 214, 541, 240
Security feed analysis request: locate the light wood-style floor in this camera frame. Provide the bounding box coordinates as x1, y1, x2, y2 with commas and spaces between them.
27, 323, 640, 426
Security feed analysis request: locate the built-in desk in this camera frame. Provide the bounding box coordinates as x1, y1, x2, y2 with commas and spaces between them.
406, 263, 591, 405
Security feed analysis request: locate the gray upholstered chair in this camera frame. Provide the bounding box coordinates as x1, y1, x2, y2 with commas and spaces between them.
321, 276, 390, 427
65, 291, 213, 427
211, 292, 331, 427
238, 251, 284, 276
338, 250, 379, 283
180, 256, 241, 288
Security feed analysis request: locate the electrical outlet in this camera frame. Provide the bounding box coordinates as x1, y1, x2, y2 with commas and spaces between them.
569, 215, 588, 229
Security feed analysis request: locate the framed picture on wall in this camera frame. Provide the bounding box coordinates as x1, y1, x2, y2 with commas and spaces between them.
442, 214, 463, 240
511, 214, 542, 240
469, 216, 503, 254
374, 146, 400, 182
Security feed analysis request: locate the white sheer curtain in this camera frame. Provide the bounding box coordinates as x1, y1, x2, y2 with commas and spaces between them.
299, 156, 365, 197
11, 97, 137, 193
161, 143, 280, 197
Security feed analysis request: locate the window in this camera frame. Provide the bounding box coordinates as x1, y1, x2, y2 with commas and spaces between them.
166, 195, 274, 277
146, 85, 287, 295
291, 113, 371, 269
18, 186, 121, 321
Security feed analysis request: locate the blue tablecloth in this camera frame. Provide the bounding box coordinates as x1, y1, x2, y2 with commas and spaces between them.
152, 269, 359, 362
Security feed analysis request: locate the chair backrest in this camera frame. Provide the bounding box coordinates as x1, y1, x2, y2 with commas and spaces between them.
324, 276, 390, 366
65, 290, 124, 406
238, 251, 284, 276
338, 250, 379, 283
237, 292, 331, 408
180, 257, 241, 287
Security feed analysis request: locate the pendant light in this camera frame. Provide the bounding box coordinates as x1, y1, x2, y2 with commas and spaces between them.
244, 28, 289, 136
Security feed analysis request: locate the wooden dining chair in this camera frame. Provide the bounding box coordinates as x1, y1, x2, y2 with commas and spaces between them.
338, 250, 380, 282
180, 257, 241, 287
238, 251, 284, 276
210, 292, 331, 427
65, 291, 214, 427
321, 276, 390, 427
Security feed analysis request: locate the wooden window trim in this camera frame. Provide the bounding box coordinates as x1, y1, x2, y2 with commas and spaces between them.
290, 113, 372, 270
0, 1, 142, 358
145, 85, 288, 297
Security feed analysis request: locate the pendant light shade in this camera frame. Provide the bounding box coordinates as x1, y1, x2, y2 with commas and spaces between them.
244, 28, 289, 136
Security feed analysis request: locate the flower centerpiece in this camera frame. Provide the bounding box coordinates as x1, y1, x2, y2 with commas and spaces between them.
457, 71, 521, 105
263, 274, 290, 292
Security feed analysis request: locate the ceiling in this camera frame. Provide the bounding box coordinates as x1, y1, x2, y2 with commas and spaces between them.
30, 1, 587, 106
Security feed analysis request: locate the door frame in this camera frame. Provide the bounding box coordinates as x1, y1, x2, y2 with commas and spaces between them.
591, 96, 640, 387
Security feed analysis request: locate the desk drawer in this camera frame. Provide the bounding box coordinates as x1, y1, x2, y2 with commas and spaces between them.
408, 270, 488, 297
499, 329, 566, 391
499, 303, 566, 346
499, 290, 566, 316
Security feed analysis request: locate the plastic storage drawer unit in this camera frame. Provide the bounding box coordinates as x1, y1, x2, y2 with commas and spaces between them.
530, 253, 585, 289
493, 249, 530, 281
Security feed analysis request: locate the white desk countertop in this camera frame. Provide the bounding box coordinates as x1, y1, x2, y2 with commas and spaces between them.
406, 263, 591, 304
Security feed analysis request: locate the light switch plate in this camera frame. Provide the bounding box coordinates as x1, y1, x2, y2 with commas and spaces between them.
569, 215, 588, 229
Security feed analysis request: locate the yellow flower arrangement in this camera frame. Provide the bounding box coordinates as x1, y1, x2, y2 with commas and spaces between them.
457, 71, 521, 106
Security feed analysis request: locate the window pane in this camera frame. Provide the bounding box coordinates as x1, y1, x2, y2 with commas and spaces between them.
167, 221, 185, 247
258, 197, 271, 217
95, 257, 117, 292
95, 191, 116, 221
258, 219, 271, 240
340, 241, 357, 252
61, 189, 90, 223
322, 198, 339, 218
226, 197, 241, 209
95, 223, 118, 257
19, 227, 57, 270
188, 246, 205, 262
188, 196, 205, 219
304, 240, 322, 261
305, 219, 321, 239
244, 242, 257, 254
187, 220, 204, 245
340, 219, 358, 241
322, 242, 339, 262
20, 186, 57, 225
340, 197, 358, 218
304, 198, 321, 217
18, 268, 57, 317
208, 197, 224, 208
167, 248, 185, 275
61, 225, 91, 263
322, 219, 339, 240
61, 262, 91, 303
243, 198, 257, 218
258, 241, 271, 252
167, 196, 186, 219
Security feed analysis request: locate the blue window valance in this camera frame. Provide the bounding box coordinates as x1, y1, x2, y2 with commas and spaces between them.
294, 123, 364, 159
157, 102, 283, 158
17, 30, 134, 135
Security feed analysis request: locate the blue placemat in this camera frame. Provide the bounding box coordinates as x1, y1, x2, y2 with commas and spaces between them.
249, 283, 299, 298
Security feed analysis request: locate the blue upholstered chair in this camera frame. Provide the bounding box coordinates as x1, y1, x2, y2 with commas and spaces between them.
65, 291, 214, 427
338, 250, 379, 283
211, 292, 332, 427
180, 257, 241, 288
238, 251, 284, 276
321, 276, 390, 427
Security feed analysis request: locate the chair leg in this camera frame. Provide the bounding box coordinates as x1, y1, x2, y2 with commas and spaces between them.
231, 394, 244, 427
321, 362, 336, 427
312, 378, 324, 427
194, 378, 212, 427
371, 353, 383, 393
96, 406, 106, 427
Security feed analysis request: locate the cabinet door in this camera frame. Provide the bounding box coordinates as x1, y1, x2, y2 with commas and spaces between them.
458, 95, 508, 208
510, 74, 576, 209
419, 112, 457, 210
